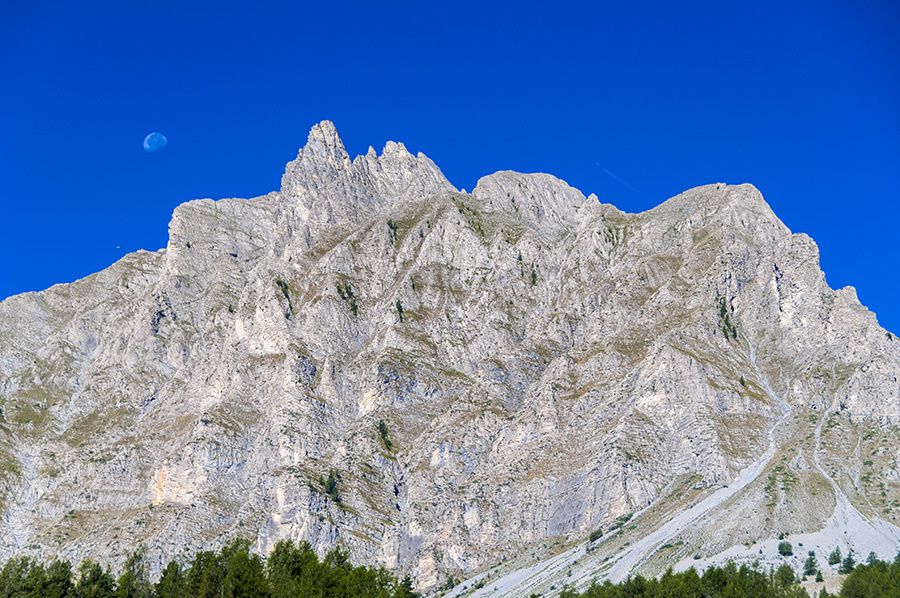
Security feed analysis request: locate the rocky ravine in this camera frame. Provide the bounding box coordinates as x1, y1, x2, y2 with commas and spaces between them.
0, 121, 897, 592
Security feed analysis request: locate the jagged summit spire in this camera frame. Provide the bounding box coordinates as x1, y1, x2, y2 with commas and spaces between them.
290, 120, 351, 174
305, 120, 345, 153
307, 119, 340, 141
279, 121, 455, 233
294, 121, 410, 167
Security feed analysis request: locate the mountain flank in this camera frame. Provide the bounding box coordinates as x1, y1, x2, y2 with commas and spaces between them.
0, 121, 897, 593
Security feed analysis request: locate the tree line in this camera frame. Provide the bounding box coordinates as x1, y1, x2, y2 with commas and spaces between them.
0, 539, 418, 597
1, 539, 897, 597
556, 552, 900, 598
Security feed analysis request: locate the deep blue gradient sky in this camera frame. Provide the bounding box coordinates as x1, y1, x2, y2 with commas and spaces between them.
2, 1, 899, 331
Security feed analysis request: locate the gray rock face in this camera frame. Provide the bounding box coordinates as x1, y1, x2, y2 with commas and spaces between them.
0, 122, 896, 590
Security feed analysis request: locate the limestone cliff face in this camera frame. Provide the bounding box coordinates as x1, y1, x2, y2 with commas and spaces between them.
0, 122, 896, 590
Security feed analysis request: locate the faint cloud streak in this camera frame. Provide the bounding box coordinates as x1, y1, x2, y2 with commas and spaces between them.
596, 163, 640, 195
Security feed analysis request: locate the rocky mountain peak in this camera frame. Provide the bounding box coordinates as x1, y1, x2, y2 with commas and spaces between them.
0, 124, 897, 595
473, 171, 593, 235
280, 120, 351, 198
298, 119, 351, 170
279, 122, 454, 238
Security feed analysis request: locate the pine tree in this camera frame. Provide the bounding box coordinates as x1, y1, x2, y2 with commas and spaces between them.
323, 469, 342, 503
827, 546, 842, 566
841, 558, 900, 597
75, 561, 117, 598
221, 539, 269, 598
0, 557, 44, 597
839, 551, 856, 574
187, 551, 225, 598
44, 560, 74, 598
774, 563, 795, 587
803, 551, 818, 577
268, 540, 324, 597
116, 548, 152, 598
393, 575, 419, 598
156, 561, 187, 598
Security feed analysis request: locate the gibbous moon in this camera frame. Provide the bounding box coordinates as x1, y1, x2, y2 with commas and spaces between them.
143, 132, 168, 152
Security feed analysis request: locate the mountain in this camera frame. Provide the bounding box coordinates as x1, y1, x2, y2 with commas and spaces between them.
0, 122, 897, 594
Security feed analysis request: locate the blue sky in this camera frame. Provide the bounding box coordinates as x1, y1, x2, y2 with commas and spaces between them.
2, 1, 898, 331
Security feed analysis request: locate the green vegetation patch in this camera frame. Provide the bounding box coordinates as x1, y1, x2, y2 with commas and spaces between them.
378, 420, 394, 451
0, 539, 420, 597
336, 281, 359, 316
717, 296, 738, 340
557, 553, 899, 597
321, 469, 342, 504
275, 278, 293, 317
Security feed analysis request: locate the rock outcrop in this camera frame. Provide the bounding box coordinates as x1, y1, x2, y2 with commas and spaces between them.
0, 122, 896, 591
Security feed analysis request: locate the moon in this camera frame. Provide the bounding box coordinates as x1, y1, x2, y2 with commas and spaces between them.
143, 132, 168, 153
